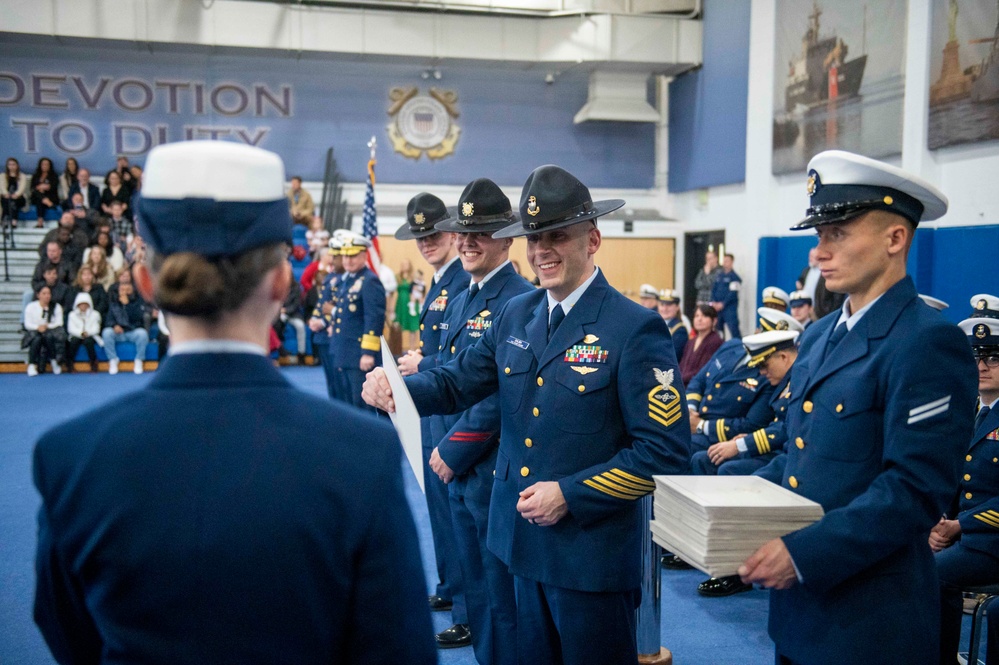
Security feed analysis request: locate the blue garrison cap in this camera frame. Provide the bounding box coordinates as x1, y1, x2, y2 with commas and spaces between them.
136, 141, 293, 258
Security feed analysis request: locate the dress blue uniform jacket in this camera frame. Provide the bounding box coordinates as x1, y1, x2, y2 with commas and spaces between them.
710, 270, 741, 311
686, 340, 775, 451
329, 266, 385, 369
33, 352, 435, 665
665, 316, 687, 360
309, 272, 339, 346
406, 270, 691, 592
746, 374, 792, 458
756, 277, 978, 664
417, 259, 470, 375
433, 263, 534, 504
953, 405, 999, 558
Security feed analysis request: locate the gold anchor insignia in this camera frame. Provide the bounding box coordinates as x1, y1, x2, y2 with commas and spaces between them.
977, 299, 988, 310
976, 324, 988, 339
414, 212, 425, 225
572, 366, 599, 375
583, 334, 599, 344
527, 195, 541, 217
776, 320, 789, 331
462, 202, 474, 217
806, 175, 816, 196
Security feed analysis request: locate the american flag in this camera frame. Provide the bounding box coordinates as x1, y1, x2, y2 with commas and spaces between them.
362, 157, 382, 273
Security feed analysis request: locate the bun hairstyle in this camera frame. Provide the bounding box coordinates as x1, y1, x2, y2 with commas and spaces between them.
151, 243, 287, 319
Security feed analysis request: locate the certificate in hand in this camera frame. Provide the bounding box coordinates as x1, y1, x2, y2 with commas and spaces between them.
380, 337, 425, 493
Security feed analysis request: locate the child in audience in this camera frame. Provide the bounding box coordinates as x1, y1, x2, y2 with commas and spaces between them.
66, 292, 102, 373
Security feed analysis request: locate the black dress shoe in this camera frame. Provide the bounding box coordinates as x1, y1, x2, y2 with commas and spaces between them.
697, 575, 752, 597
435, 623, 472, 649
427, 595, 453, 612
661, 554, 694, 570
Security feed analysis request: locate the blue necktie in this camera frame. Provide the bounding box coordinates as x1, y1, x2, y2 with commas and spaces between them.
827, 321, 848, 350
976, 405, 991, 432
469, 282, 479, 299
548, 304, 565, 342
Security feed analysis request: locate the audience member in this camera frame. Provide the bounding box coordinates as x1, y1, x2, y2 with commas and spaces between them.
299, 251, 333, 294
39, 213, 88, 270
306, 217, 330, 258
788, 290, 814, 329
694, 250, 722, 305
107, 155, 136, 194
106, 200, 133, 246
124, 234, 146, 267
57, 157, 79, 203
679, 304, 723, 386
639, 283, 659, 310
32, 242, 74, 290
273, 279, 306, 362
101, 279, 148, 375
83, 232, 125, 276
23, 284, 66, 376
711, 253, 742, 339
66, 292, 102, 373
64, 168, 101, 219
2, 157, 29, 225
658, 289, 688, 361
287, 176, 315, 225
394, 259, 420, 350
30, 157, 60, 228
72, 265, 109, 320
760, 286, 789, 312
101, 171, 132, 221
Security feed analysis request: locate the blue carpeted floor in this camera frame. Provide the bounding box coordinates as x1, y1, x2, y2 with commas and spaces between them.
0, 366, 779, 664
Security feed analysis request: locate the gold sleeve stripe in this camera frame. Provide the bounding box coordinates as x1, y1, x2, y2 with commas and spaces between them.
361, 334, 381, 351
603, 470, 654, 491
649, 400, 682, 420
686, 393, 702, 402
716, 419, 728, 442
986, 510, 999, 519
973, 513, 999, 529
589, 476, 648, 497
583, 479, 641, 500
609, 468, 656, 489
650, 409, 683, 428
753, 429, 769, 455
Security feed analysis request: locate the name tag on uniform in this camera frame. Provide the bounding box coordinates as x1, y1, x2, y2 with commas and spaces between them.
506, 336, 529, 350
440, 323, 449, 331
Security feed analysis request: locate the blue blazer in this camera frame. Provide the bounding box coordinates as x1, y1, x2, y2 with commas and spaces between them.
757, 276, 978, 664
432, 263, 534, 504
953, 405, 999, 558
744, 374, 791, 458
686, 340, 776, 449
665, 316, 688, 360
407, 270, 691, 592
64, 183, 101, 211
329, 267, 385, 368
33, 352, 435, 665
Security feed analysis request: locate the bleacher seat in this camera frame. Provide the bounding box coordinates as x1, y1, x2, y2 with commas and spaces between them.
75, 341, 160, 362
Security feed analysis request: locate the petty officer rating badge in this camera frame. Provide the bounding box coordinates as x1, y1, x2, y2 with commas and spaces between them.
648, 367, 682, 429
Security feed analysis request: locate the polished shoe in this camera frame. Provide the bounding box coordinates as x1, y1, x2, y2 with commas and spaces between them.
697, 575, 752, 597
435, 623, 471, 649
427, 595, 453, 612
661, 554, 693, 570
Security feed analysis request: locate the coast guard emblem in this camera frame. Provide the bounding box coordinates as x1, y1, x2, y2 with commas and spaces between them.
648, 368, 682, 429
462, 202, 474, 217
413, 212, 425, 225
387, 86, 461, 161
806, 171, 818, 196
976, 323, 988, 339
977, 299, 988, 311
527, 196, 540, 217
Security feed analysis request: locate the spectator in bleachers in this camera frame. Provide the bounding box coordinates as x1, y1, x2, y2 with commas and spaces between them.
23, 284, 66, 376
101, 172, 132, 222
80, 245, 116, 291
84, 232, 125, 277
32, 242, 74, 290
39, 212, 88, 270
66, 292, 102, 373
72, 265, 109, 321
124, 234, 146, 267
30, 157, 60, 228
101, 278, 148, 375
287, 176, 315, 226
108, 155, 136, 195
64, 192, 99, 238
2, 157, 29, 226
65, 168, 101, 218
273, 279, 306, 363
695, 250, 722, 305
679, 304, 723, 386
306, 217, 330, 258
58, 157, 79, 203
106, 200, 133, 247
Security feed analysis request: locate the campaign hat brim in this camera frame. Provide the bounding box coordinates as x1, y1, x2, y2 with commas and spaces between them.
395, 206, 457, 240
435, 210, 520, 234
492, 199, 624, 239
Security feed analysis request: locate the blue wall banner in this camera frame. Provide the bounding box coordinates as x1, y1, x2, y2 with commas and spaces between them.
0, 35, 655, 188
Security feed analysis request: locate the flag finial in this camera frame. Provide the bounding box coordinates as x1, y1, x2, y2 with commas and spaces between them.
368, 136, 377, 160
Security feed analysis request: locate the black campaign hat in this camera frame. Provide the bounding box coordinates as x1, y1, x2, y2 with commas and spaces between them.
435, 179, 518, 234
395, 192, 453, 240
493, 165, 624, 239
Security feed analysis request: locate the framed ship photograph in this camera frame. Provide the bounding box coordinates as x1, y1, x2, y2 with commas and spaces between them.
772, 0, 907, 175
928, 0, 999, 150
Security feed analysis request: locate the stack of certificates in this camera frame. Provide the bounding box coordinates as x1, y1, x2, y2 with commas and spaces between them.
650, 475, 824, 577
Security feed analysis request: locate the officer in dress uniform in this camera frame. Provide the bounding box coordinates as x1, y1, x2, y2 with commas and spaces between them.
761, 286, 790, 312
32, 141, 435, 664
639, 283, 659, 310
788, 290, 814, 330
363, 165, 691, 665
309, 235, 344, 398
740, 150, 978, 664
710, 253, 742, 339
658, 288, 688, 361
328, 234, 385, 411
426, 178, 534, 660
935, 294, 999, 665
394, 193, 471, 632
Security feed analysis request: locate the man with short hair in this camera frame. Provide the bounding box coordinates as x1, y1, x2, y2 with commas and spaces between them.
287, 176, 315, 225
102, 280, 149, 375
40, 212, 88, 267
394, 193, 471, 638
364, 165, 691, 664
108, 201, 132, 249
639, 283, 659, 310
711, 253, 742, 339
32, 242, 73, 290
740, 150, 978, 663
65, 168, 100, 214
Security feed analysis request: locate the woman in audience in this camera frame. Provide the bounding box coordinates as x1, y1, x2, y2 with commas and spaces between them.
83, 233, 125, 276
30, 157, 59, 228
679, 304, 723, 386
72, 265, 109, 320
23, 284, 67, 376
2, 157, 29, 226
394, 259, 419, 350
80, 245, 117, 290
66, 292, 102, 373
58, 157, 80, 203
101, 171, 132, 221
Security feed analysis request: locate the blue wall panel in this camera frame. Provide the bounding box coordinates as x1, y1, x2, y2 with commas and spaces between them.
668, 0, 750, 192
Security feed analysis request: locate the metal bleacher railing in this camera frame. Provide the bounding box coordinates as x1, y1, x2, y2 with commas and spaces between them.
319, 147, 352, 234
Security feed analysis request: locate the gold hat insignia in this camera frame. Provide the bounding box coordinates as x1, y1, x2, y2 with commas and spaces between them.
583, 334, 599, 344
977, 299, 988, 310
976, 324, 988, 339
462, 202, 474, 217
527, 195, 540, 217
414, 212, 425, 225
806, 175, 816, 196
